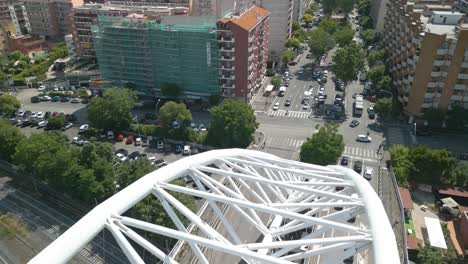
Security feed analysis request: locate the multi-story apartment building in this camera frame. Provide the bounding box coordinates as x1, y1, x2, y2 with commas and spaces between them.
24, 0, 83, 39
0, 20, 15, 55
70, 3, 188, 59
0, 0, 30, 55
217, 5, 270, 100
384, 0, 468, 115
370, 0, 388, 32
9, 3, 31, 35
293, 0, 312, 22
92, 5, 269, 102
189, 0, 239, 17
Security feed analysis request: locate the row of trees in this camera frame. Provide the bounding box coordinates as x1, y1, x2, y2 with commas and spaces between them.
389, 145, 466, 187
87, 87, 258, 149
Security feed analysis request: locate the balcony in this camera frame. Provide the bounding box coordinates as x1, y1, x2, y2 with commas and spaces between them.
427, 82, 444, 88
459, 73, 468, 79
422, 103, 433, 108
454, 84, 467, 90
248, 36, 254, 42
433, 60, 447, 66
219, 65, 235, 71
436, 49, 448, 55
220, 75, 235, 80
220, 56, 235, 61
248, 46, 253, 53
462, 62, 468, 68
221, 83, 235, 89
220, 47, 235, 52
219, 38, 235, 43
451, 95, 463, 101
431, 71, 448, 78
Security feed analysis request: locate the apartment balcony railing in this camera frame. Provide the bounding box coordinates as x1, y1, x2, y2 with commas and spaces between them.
433, 60, 448, 66
451, 95, 463, 101
427, 82, 444, 88
436, 49, 448, 55
220, 56, 235, 61
220, 47, 235, 52
459, 73, 468, 80
408, 75, 414, 82
221, 83, 235, 89
454, 84, 467, 90
218, 38, 235, 43
220, 75, 235, 80
462, 62, 468, 68
219, 65, 235, 70
431, 71, 448, 78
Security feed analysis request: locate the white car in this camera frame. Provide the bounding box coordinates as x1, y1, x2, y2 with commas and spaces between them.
272, 102, 280, 111
37, 112, 45, 119
38, 120, 48, 128
364, 167, 373, 180
319, 86, 325, 92
38, 85, 46, 91
79, 124, 89, 132
302, 104, 310, 110
135, 137, 142, 146
183, 145, 191, 155
157, 140, 164, 150
42, 95, 52, 101
198, 124, 207, 132
64, 122, 73, 129
17, 110, 25, 117
30, 112, 37, 118
116, 153, 127, 162
356, 135, 372, 142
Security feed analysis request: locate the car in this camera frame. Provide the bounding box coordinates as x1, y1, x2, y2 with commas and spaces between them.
63, 122, 73, 130
341, 156, 350, 166
81, 98, 89, 104
30, 120, 39, 127
70, 98, 81, 103
38, 120, 48, 128
198, 124, 207, 132
368, 112, 376, 119
116, 153, 127, 162
135, 137, 142, 146
356, 135, 372, 142
171, 120, 180, 129
284, 99, 291, 107
174, 144, 183, 154
367, 107, 375, 114
128, 151, 140, 160
79, 124, 89, 132
272, 102, 280, 110
15, 120, 24, 127
142, 137, 149, 147
153, 159, 168, 168
116, 133, 124, 141
30, 96, 40, 103
137, 153, 148, 160
353, 161, 363, 173
157, 140, 164, 150
37, 112, 45, 119
302, 104, 310, 111
51, 96, 61, 102
44, 111, 51, 119
190, 123, 197, 130
38, 85, 46, 91
335, 94, 343, 100
148, 156, 157, 164
59, 86, 64, 91
115, 148, 129, 156
41, 95, 52, 101
60, 97, 70, 102
364, 167, 373, 180
350, 120, 360, 127
30, 112, 37, 118
20, 120, 32, 127
17, 110, 25, 117
107, 131, 114, 140
126, 134, 134, 144
183, 145, 191, 155
72, 136, 84, 145
53, 86, 59, 91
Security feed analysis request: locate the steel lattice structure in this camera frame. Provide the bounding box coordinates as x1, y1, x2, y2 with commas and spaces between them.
30, 149, 399, 264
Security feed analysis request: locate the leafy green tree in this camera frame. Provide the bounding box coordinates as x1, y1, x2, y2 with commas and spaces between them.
286, 37, 301, 49
8, 51, 22, 61
377, 75, 392, 91
159, 101, 192, 127
334, 27, 355, 47
307, 29, 335, 62
361, 29, 376, 47
390, 145, 412, 186
209, 94, 220, 106
446, 106, 468, 131
374, 98, 392, 117
409, 146, 457, 184
292, 21, 301, 32
423, 109, 445, 128
300, 123, 344, 165
281, 49, 298, 65
271, 75, 282, 88
160, 83, 180, 99
293, 28, 307, 42
87, 87, 137, 131
305, 4, 318, 15
321, 0, 338, 15
417, 246, 447, 264
361, 16, 374, 29
339, 0, 356, 15
358, 0, 371, 16
0, 122, 25, 162
318, 18, 338, 34
207, 99, 258, 148
331, 43, 365, 84
367, 49, 386, 66
446, 161, 468, 186
46, 115, 65, 130
368, 64, 385, 84
302, 13, 314, 24
0, 94, 20, 116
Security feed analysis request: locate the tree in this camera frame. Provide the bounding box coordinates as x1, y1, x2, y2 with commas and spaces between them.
361, 29, 376, 47
331, 43, 365, 84
160, 83, 180, 99
446, 106, 468, 131
307, 29, 335, 62
305, 4, 318, 15
293, 28, 307, 42
0, 94, 20, 116
318, 18, 338, 34
7, 51, 22, 61
207, 99, 258, 148
87, 87, 137, 131
446, 161, 468, 186
300, 123, 344, 165
417, 246, 447, 264
377, 75, 392, 91
321, 0, 338, 15
271, 75, 282, 88
339, 0, 356, 15
423, 109, 446, 128
292, 21, 301, 32
281, 49, 298, 65
302, 13, 313, 24
334, 27, 355, 47
390, 145, 412, 186
367, 49, 386, 66
409, 146, 457, 184
159, 101, 192, 127
0, 122, 25, 162
286, 37, 301, 49
374, 98, 392, 117
361, 16, 374, 29
46, 115, 65, 130
358, 0, 371, 16
368, 65, 385, 84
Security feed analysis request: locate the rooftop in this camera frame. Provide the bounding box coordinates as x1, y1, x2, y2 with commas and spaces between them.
399, 187, 414, 209
436, 186, 468, 198
72, 3, 189, 15
219, 5, 269, 31
424, 217, 447, 249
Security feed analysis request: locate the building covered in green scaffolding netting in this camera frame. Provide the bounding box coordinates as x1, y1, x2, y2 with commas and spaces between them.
91, 15, 220, 99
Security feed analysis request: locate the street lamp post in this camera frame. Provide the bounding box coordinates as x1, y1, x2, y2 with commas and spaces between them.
155, 99, 161, 114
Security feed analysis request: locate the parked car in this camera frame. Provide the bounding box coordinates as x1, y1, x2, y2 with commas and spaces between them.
126, 134, 134, 144
30, 96, 40, 103
356, 135, 372, 142
38, 85, 46, 91
70, 98, 81, 103
349, 120, 360, 127
171, 120, 180, 128
135, 137, 142, 146
116, 133, 124, 141
354, 161, 363, 173
17, 110, 25, 117
198, 124, 207, 132
81, 98, 90, 104
157, 140, 164, 150
51, 96, 61, 102
79, 124, 89, 132
41, 95, 52, 101
273, 102, 280, 111
60, 97, 70, 102
128, 151, 140, 160
38, 120, 48, 128
284, 99, 291, 107
364, 167, 373, 180
107, 131, 114, 140
340, 156, 349, 166
62, 122, 73, 130
20, 120, 32, 127
72, 136, 84, 145
37, 112, 45, 119
116, 153, 127, 162
174, 144, 182, 154
183, 145, 191, 155
115, 148, 129, 156
30, 112, 37, 118
153, 159, 168, 168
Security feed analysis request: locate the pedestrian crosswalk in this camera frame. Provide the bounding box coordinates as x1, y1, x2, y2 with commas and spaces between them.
343, 146, 379, 159
265, 136, 306, 148
266, 109, 310, 119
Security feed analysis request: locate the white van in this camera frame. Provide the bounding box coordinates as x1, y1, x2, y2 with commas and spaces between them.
183, 145, 191, 155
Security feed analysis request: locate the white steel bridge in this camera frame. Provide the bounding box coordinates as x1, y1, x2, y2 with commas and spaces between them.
29, 149, 399, 264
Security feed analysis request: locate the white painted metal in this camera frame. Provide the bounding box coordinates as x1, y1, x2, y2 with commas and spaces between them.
29, 149, 400, 264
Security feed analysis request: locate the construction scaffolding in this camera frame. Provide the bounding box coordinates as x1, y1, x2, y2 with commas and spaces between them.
92, 15, 220, 98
